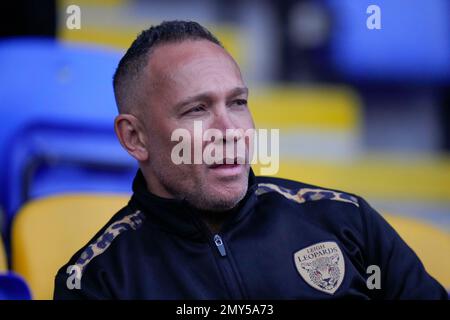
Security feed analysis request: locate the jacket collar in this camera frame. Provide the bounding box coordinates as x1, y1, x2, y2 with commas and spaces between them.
129, 168, 259, 240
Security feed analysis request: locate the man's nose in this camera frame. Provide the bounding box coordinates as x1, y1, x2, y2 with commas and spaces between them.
210, 107, 243, 146
212, 107, 238, 132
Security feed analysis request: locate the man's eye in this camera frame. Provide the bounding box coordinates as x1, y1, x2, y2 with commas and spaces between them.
184, 105, 205, 115
233, 99, 248, 107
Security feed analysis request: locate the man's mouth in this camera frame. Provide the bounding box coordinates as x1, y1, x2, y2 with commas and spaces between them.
209, 163, 240, 169
207, 158, 246, 177
208, 157, 244, 169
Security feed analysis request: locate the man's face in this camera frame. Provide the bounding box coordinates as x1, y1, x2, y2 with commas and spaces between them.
139, 40, 255, 211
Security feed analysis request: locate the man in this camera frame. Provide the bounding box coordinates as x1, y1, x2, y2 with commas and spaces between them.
54, 21, 447, 299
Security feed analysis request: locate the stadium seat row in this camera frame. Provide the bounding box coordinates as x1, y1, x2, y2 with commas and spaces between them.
1, 193, 449, 299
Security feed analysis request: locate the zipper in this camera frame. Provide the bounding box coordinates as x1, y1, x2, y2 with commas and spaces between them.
214, 234, 227, 257
184, 204, 246, 299
211, 233, 247, 299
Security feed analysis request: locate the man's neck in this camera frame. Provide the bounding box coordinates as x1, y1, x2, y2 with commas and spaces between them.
196, 207, 238, 234
140, 167, 243, 234
144, 171, 175, 200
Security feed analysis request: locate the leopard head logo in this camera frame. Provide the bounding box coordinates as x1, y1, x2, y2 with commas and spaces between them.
300, 254, 341, 291
294, 241, 345, 294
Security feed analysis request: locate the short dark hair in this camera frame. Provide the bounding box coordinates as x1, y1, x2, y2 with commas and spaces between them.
113, 20, 223, 114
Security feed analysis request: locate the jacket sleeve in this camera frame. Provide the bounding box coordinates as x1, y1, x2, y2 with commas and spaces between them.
358, 197, 448, 299
53, 264, 113, 300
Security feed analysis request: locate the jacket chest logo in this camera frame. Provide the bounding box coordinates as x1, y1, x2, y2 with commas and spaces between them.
294, 241, 345, 295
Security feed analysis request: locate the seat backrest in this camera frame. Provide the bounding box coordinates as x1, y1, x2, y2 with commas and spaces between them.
325, 0, 450, 82
0, 272, 32, 300
11, 194, 129, 299
0, 235, 7, 272
250, 85, 362, 161
0, 38, 122, 221
4, 121, 136, 231
384, 214, 450, 289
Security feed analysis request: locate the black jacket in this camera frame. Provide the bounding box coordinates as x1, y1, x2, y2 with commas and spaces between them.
54, 169, 447, 299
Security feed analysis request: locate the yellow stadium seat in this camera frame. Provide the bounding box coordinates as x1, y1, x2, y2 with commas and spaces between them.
10, 193, 449, 298
57, 0, 244, 65
11, 194, 129, 300
384, 214, 450, 289
249, 86, 362, 162
250, 85, 361, 131
0, 235, 7, 272
251, 155, 450, 203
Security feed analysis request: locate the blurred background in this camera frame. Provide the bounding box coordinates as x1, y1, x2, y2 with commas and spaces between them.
0, 0, 449, 299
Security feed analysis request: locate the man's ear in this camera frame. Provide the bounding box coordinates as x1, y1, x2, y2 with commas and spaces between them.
114, 114, 149, 162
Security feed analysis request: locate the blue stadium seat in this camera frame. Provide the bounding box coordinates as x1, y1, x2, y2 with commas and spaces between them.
325, 0, 450, 82
3, 121, 136, 235
0, 38, 130, 233
0, 272, 32, 300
